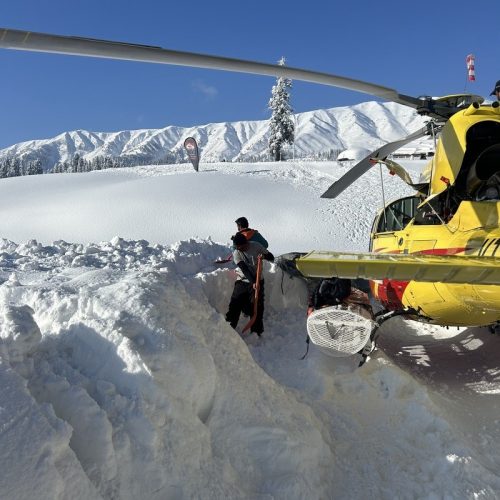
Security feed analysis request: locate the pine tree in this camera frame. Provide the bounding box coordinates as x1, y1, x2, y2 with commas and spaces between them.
0, 160, 8, 178
26, 161, 36, 175
10, 158, 21, 177
34, 159, 43, 175
69, 153, 79, 173
268, 57, 294, 161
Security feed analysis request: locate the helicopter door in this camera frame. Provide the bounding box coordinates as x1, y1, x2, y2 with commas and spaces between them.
370, 196, 420, 252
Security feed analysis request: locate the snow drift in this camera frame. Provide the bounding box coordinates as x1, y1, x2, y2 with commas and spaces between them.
0, 238, 498, 499
1, 159, 499, 499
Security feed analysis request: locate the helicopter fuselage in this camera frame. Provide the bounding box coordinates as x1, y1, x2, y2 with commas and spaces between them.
371, 198, 500, 326
365, 104, 500, 327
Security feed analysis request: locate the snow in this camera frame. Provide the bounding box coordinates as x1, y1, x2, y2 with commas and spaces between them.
337, 147, 370, 161
0, 158, 499, 499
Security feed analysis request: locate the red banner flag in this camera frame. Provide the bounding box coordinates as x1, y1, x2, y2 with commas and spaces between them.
183, 137, 200, 172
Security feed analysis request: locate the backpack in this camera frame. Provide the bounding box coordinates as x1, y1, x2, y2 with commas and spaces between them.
312, 278, 352, 309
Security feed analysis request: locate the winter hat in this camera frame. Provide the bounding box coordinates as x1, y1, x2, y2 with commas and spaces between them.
232, 232, 248, 246
490, 80, 500, 96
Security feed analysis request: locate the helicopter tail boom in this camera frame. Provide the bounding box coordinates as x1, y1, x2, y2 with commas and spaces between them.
296, 250, 500, 285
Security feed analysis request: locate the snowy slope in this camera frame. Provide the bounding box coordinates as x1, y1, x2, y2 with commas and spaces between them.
1, 159, 500, 499
0, 101, 429, 171
0, 160, 420, 252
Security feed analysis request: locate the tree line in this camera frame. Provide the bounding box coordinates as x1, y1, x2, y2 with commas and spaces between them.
53, 154, 134, 173
0, 158, 43, 178
0, 146, 341, 179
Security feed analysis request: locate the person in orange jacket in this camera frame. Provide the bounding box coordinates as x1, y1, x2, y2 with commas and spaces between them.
235, 216, 269, 248
226, 232, 274, 335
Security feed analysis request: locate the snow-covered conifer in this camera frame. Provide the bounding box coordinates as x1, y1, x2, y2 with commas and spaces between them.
10, 158, 21, 177
268, 57, 294, 161
0, 160, 8, 178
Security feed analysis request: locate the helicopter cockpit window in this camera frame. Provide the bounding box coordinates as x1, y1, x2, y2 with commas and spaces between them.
376, 196, 419, 233
455, 96, 472, 108
438, 96, 470, 109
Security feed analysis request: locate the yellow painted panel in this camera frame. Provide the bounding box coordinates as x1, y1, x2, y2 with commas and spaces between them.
402, 281, 500, 326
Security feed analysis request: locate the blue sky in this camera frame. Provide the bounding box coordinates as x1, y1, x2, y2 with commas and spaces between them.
1, 0, 498, 149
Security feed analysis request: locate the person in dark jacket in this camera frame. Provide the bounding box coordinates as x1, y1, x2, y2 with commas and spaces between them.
490, 80, 500, 101
226, 232, 274, 335
235, 216, 269, 248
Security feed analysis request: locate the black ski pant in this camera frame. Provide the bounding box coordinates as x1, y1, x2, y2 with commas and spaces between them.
225, 279, 265, 334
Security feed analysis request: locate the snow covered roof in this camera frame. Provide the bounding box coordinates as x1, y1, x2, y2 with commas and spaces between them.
337, 147, 370, 161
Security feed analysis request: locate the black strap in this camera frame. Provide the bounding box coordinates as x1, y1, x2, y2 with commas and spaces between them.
299, 335, 310, 360
237, 261, 256, 283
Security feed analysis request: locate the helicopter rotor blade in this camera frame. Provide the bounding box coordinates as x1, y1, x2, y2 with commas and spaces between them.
321, 125, 430, 199
0, 27, 421, 109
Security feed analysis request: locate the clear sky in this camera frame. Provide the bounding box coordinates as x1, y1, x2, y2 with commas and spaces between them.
1, 0, 498, 149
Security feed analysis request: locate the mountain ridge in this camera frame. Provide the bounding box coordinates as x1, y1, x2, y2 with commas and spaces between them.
0, 101, 429, 171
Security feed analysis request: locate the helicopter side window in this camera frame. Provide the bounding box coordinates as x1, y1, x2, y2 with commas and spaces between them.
413, 196, 444, 225
376, 196, 419, 233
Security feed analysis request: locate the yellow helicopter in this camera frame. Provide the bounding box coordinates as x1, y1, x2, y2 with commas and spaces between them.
298, 94, 500, 329
1, 27, 500, 331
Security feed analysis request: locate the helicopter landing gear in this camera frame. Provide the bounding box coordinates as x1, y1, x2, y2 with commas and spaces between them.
488, 322, 500, 334
358, 308, 419, 366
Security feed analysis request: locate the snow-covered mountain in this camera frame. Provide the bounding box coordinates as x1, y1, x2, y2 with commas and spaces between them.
0, 101, 429, 171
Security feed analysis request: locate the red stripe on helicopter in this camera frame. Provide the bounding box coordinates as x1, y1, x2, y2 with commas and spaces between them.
371, 279, 408, 310
375, 247, 466, 255
369, 247, 470, 309
418, 247, 467, 255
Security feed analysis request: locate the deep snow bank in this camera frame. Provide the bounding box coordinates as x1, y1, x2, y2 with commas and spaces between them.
0, 237, 498, 499
0, 237, 334, 499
